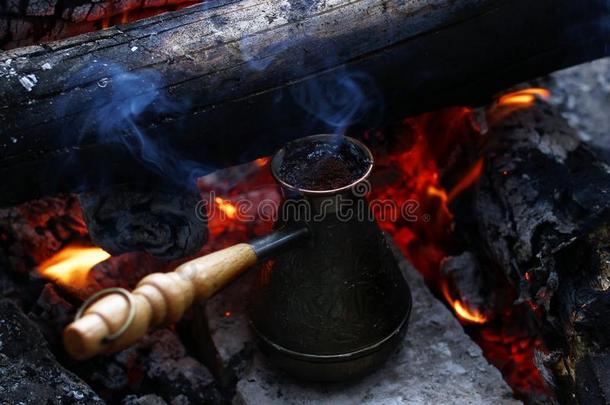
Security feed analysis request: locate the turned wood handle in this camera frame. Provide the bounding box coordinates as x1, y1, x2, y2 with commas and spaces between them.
63, 243, 257, 360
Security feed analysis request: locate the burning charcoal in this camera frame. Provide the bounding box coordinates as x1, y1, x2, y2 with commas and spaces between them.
0, 299, 103, 404
79, 186, 207, 260
0, 195, 87, 276
29, 283, 77, 347
70, 328, 222, 403
89, 252, 172, 290
107, 329, 222, 403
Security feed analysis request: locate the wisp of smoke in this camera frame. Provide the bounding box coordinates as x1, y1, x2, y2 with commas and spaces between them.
59, 62, 211, 190
290, 69, 383, 135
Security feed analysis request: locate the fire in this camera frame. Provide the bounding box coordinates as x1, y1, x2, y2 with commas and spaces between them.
215, 197, 238, 219
497, 88, 550, 107
441, 282, 488, 324
255, 157, 269, 167
447, 159, 484, 202
38, 245, 110, 288
490, 88, 552, 125
453, 301, 488, 324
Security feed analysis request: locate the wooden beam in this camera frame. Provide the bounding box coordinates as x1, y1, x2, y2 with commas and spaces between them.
0, 0, 609, 206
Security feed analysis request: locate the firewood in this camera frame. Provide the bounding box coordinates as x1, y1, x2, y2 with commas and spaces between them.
472, 101, 610, 403
1, 0, 610, 207
78, 185, 207, 259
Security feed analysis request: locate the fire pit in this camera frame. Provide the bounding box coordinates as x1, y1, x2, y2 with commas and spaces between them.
1, 0, 610, 404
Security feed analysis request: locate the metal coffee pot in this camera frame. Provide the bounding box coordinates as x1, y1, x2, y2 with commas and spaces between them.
250, 134, 412, 381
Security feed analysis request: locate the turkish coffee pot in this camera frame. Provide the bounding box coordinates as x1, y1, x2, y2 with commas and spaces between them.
64, 134, 412, 381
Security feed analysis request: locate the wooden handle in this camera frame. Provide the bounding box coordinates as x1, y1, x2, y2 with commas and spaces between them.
63, 243, 257, 360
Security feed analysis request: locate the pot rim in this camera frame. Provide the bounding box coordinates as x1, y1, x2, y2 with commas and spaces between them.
270, 134, 374, 196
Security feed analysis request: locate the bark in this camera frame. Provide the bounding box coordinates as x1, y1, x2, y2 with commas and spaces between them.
0, 0, 609, 207
473, 102, 610, 404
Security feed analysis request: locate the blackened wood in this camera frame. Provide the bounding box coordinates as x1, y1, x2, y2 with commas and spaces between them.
79, 185, 207, 259
0, 0, 610, 207
473, 103, 610, 404
440, 252, 497, 319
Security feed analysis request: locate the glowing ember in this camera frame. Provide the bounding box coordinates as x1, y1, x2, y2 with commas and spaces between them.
366, 91, 551, 400
215, 197, 238, 219
38, 245, 110, 288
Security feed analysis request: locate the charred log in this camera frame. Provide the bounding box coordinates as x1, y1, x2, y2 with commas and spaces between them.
0, 0, 197, 49
78, 185, 207, 259
1, 0, 610, 206
472, 102, 610, 403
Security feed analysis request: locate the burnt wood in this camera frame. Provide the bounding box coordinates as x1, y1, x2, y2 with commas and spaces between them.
78, 185, 207, 259
472, 103, 610, 404
0, 0, 610, 206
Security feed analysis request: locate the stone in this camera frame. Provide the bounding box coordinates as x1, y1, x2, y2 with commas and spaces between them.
203, 244, 519, 404
123, 394, 168, 405
542, 58, 610, 156
0, 299, 103, 404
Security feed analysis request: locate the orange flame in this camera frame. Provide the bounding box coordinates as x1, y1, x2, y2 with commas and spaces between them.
441, 282, 488, 324
255, 157, 269, 167
447, 159, 484, 202
215, 197, 237, 219
453, 301, 488, 324
497, 88, 550, 107
38, 245, 110, 288
489, 88, 551, 125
